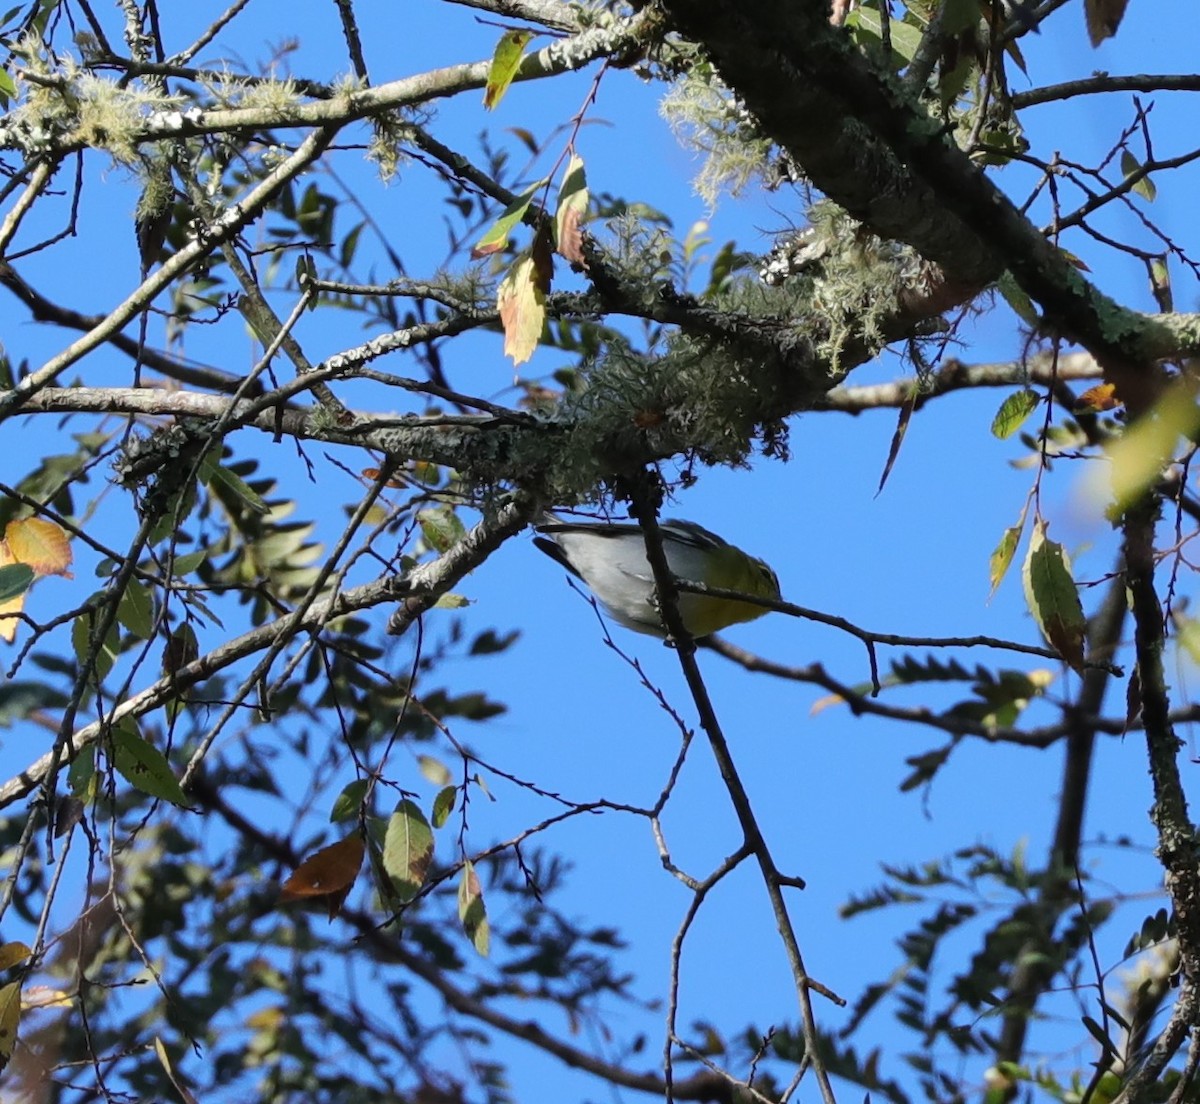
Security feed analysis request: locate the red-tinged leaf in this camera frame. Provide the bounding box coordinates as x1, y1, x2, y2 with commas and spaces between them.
991, 388, 1040, 439
484, 29, 534, 110
383, 799, 434, 903
281, 834, 364, 919
555, 153, 588, 266
471, 179, 545, 259
498, 250, 548, 366
1022, 519, 1086, 673
874, 387, 915, 497
1085, 0, 1128, 45
458, 860, 490, 956
6, 517, 73, 577
1075, 383, 1122, 413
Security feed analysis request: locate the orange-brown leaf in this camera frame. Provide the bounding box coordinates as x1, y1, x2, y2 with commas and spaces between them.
1075, 382, 1122, 413
6, 517, 73, 578
281, 834, 364, 919
1084, 0, 1129, 45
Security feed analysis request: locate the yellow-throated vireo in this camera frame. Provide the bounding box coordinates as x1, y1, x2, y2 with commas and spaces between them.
534, 518, 780, 638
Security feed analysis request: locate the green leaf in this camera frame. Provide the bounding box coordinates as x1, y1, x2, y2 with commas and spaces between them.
991, 389, 1040, 439
1120, 149, 1156, 201
457, 860, 490, 956
0, 67, 17, 108
483, 29, 534, 110
330, 779, 369, 823
205, 463, 269, 516
431, 785, 456, 829
471, 179, 546, 259
0, 563, 33, 603
169, 549, 208, 576
71, 607, 119, 683
418, 755, 452, 787
116, 579, 154, 639
996, 271, 1039, 327
988, 508, 1027, 600
418, 507, 466, 553
1022, 519, 1086, 673
845, 6, 923, 65
433, 592, 471, 610
383, 799, 434, 903
111, 721, 190, 807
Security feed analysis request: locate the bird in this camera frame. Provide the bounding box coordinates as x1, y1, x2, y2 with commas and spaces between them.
533, 517, 781, 638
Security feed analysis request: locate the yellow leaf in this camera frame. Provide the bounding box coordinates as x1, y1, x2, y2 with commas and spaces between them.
498, 245, 551, 366
6, 517, 73, 578
0, 981, 20, 1073
1075, 382, 1122, 413
483, 29, 534, 110
0, 942, 30, 971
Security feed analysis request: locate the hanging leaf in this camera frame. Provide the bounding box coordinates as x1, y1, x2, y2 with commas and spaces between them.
554, 153, 589, 266
483, 29, 534, 110
1085, 0, 1129, 46
458, 860, 490, 956
1022, 519, 1086, 673
1120, 150, 1156, 202
71, 606, 120, 682
988, 514, 1026, 600
6, 517, 73, 577
383, 799, 434, 903
116, 579, 155, 639
418, 507, 466, 553
0, 943, 30, 971
0, 981, 19, 1073
155, 1036, 199, 1104
996, 271, 1039, 327
204, 463, 269, 516
991, 389, 1040, 439
498, 243, 551, 366
471, 178, 546, 259
432, 786, 457, 829
111, 721, 191, 808
0, 562, 33, 606
330, 778, 369, 823
1093, 379, 1200, 513
418, 755, 453, 786
280, 834, 365, 919
876, 387, 916, 495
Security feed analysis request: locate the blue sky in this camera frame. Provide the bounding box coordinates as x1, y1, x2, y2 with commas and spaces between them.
4, 0, 1200, 1099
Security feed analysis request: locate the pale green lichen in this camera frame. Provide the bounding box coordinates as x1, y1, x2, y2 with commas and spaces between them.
660, 66, 773, 207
